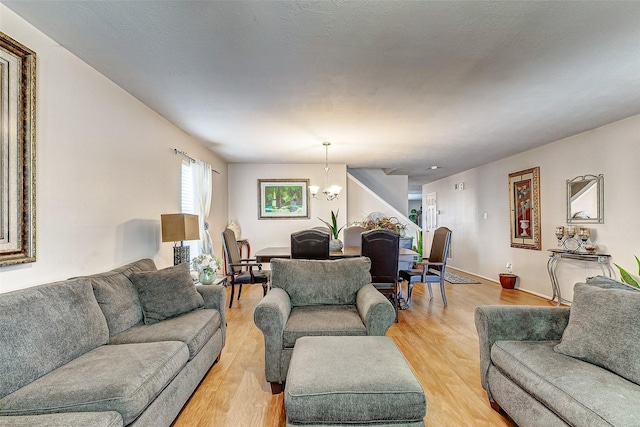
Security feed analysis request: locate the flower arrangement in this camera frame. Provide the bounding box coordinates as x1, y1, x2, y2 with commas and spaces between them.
192, 253, 221, 275
360, 216, 407, 236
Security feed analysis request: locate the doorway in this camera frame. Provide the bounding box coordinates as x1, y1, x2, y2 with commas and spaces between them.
424, 192, 437, 256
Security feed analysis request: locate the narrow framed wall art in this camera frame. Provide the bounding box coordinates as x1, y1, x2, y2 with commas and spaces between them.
508, 167, 541, 250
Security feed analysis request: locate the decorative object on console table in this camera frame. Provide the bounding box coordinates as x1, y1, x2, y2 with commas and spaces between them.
508, 167, 541, 250
161, 213, 200, 265
554, 225, 595, 253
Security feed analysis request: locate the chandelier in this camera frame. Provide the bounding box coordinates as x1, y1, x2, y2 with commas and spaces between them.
309, 142, 342, 201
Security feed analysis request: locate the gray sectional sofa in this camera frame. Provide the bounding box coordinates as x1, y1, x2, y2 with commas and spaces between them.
0, 259, 226, 427
475, 275, 640, 427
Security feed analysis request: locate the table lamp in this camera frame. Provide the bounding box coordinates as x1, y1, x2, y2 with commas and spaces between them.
161, 213, 200, 265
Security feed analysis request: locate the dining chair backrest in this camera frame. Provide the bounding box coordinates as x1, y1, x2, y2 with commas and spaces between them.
343, 226, 367, 247
312, 226, 331, 235
360, 229, 400, 284
291, 229, 330, 260
222, 228, 242, 274
428, 227, 451, 269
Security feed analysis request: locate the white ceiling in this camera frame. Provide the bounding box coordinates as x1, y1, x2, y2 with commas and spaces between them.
4, 1, 640, 195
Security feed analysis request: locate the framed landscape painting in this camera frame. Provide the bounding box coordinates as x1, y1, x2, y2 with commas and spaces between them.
508, 167, 541, 250
258, 179, 310, 219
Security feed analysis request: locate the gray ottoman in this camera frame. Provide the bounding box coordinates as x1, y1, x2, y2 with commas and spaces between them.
285, 336, 427, 426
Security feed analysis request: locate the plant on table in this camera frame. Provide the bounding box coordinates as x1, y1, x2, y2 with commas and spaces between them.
614, 255, 640, 288
318, 209, 345, 240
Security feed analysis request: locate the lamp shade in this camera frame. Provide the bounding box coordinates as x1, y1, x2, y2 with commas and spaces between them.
161, 213, 200, 242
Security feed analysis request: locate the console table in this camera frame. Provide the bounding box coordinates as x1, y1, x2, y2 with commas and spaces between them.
547, 249, 614, 306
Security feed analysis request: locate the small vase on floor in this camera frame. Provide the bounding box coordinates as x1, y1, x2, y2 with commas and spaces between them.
499, 273, 517, 289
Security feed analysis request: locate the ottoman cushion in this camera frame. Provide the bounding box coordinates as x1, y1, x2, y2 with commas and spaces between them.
285, 336, 426, 425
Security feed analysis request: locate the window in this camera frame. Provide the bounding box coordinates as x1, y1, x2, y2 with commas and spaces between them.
181, 161, 200, 261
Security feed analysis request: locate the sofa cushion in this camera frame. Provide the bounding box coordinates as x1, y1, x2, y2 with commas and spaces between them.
0, 341, 188, 425
130, 262, 204, 325
0, 278, 109, 399
0, 411, 123, 427
586, 275, 640, 291
554, 283, 640, 385
271, 258, 372, 306
109, 308, 220, 359
283, 305, 367, 348
80, 258, 157, 337
491, 340, 640, 426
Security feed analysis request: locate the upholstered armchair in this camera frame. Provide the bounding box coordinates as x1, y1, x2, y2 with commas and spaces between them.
253, 257, 396, 393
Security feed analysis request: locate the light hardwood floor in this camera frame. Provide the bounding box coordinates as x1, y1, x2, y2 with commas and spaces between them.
172, 270, 554, 427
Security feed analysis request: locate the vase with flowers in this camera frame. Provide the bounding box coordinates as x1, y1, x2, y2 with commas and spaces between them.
361, 215, 407, 237
192, 253, 221, 285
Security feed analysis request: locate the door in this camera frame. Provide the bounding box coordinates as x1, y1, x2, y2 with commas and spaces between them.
424, 192, 437, 256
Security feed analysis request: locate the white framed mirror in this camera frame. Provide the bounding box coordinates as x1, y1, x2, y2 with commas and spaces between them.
566, 174, 603, 224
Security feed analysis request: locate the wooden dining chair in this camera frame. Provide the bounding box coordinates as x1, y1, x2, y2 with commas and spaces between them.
360, 229, 400, 322
399, 227, 452, 306
290, 229, 330, 260
221, 228, 269, 308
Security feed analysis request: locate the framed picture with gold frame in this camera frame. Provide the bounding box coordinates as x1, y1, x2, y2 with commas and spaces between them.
509, 167, 541, 250
0, 32, 36, 266
258, 179, 310, 219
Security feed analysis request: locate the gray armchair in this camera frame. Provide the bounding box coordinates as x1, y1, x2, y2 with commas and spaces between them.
253, 257, 395, 393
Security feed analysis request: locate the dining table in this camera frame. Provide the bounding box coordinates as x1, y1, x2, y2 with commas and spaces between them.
254, 246, 420, 264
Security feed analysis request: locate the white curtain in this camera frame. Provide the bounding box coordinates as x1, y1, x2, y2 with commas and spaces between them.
192, 160, 213, 255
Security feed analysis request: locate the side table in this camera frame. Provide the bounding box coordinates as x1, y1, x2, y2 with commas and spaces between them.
547, 249, 614, 306
196, 276, 227, 287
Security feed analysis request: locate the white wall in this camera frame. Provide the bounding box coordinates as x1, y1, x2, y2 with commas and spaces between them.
347, 174, 420, 243
228, 164, 347, 254
424, 114, 640, 301
347, 168, 409, 215
0, 6, 227, 293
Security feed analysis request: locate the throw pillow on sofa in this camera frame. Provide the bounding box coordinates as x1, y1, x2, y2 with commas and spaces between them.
130, 262, 204, 324
81, 258, 157, 336
554, 283, 640, 384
